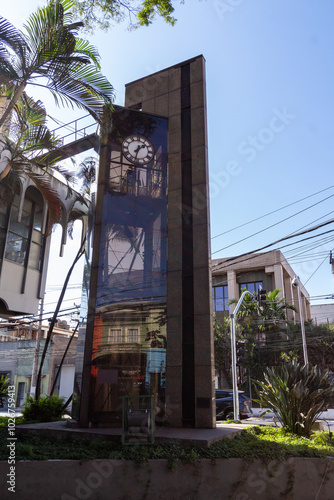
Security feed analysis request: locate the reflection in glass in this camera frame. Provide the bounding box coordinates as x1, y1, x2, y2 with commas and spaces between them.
5, 232, 28, 264
87, 108, 168, 426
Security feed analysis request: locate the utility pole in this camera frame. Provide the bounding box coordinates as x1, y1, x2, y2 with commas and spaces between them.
30, 297, 44, 396
292, 276, 308, 365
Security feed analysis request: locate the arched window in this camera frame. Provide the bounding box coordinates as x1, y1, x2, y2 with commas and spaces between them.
4, 186, 45, 270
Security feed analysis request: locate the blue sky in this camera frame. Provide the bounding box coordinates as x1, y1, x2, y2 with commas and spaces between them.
2, 0, 334, 318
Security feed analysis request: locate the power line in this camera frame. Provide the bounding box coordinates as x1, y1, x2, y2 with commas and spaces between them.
304, 255, 328, 286
212, 219, 334, 268
212, 194, 334, 253
211, 184, 334, 240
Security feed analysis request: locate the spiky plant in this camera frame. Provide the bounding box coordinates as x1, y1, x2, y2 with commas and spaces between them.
255, 362, 334, 437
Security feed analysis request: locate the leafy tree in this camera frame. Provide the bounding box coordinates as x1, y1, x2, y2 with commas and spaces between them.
215, 288, 299, 391
285, 321, 334, 372
229, 289, 259, 330
72, 0, 178, 32
214, 317, 232, 387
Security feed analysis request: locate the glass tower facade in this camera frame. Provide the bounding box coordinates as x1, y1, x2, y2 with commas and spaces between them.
77, 107, 168, 426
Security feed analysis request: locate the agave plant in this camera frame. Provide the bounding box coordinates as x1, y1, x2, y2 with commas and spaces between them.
255, 362, 334, 437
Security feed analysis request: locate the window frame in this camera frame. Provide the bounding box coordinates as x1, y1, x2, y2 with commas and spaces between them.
109, 328, 122, 344
239, 281, 263, 295
4, 189, 46, 271
212, 284, 229, 312
126, 328, 140, 344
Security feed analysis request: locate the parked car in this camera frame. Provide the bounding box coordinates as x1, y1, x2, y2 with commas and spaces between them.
215, 389, 252, 420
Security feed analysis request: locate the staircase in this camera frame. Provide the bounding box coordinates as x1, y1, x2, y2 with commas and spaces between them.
39, 115, 100, 164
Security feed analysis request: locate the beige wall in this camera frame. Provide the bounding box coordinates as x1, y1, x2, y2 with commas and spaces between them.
212, 250, 311, 321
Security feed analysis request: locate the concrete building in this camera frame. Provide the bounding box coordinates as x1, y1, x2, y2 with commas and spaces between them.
0, 163, 87, 317
311, 303, 334, 325
0, 323, 77, 410
212, 250, 311, 322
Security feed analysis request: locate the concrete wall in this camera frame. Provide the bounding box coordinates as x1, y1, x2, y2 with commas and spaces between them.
0, 458, 333, 499
212, 250, 312, 321
311, 303, 334, 325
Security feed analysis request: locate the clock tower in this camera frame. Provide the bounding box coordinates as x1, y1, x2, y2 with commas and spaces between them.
78, 56, 215, 429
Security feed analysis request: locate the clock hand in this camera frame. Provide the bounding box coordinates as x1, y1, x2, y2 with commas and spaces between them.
134, 144, 146, 157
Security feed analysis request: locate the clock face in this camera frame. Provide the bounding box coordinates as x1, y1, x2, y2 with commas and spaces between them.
122, 135, 154, 165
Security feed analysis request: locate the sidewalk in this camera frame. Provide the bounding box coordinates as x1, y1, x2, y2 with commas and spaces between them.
3, 410, 334, 443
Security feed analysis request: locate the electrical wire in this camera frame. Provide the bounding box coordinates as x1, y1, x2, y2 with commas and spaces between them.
304, 255, 328, 286
212, 220, 334, 268
212, 194, 334, 253
211, 184, 334, 240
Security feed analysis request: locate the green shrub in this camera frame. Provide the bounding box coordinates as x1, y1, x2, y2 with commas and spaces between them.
0, 416, 25, 428
0, 375, 10, 405
254, 362, 334, 437
22, 394, 66, 423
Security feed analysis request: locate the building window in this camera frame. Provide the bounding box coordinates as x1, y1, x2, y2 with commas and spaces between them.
212, 285, 229, 311
16, 382, 25, 407
5, 195, 31, 265
109, 328, 122, 344
127, 328, 139, 343
240, 281, 263, 294
4, 188, 45, 270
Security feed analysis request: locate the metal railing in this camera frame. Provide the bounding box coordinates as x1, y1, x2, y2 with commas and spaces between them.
50, 114, 99, 146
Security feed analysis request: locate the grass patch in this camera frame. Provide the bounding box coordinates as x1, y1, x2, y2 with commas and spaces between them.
0, 416, 25, 428
0, 423, 333, 462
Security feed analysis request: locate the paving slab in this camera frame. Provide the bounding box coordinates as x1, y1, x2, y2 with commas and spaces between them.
13, 419, 249, 446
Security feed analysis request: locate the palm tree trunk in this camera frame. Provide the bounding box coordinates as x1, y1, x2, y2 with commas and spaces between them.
35, 242, 85, 400
0, 81, 27, 130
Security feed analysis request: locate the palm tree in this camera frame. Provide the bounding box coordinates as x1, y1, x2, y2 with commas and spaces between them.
0, 0, 114, 229
260, 288, 297, 331
229, 289, 259, 330
0, 94, 81, 232
0, 0, 114, 132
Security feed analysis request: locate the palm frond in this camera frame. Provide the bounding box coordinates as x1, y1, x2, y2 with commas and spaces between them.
74, 38, 101, 69
45, 62, 114, 120
0, 16, 27, 57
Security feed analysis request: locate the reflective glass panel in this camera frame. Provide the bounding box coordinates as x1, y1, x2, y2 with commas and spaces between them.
29, 242, 42, 270
8, 205, 30, 238
5, 232, 28, 265
33, 205, 44, 231
88, 108, 168, 425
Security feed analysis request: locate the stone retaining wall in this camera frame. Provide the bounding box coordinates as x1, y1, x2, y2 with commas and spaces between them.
0, 458, 333, 499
